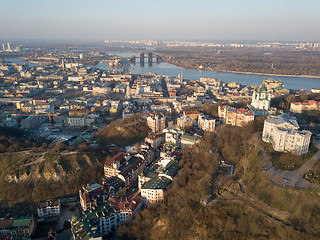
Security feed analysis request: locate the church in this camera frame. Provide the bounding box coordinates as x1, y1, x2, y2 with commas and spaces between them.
251, 84, 271, 110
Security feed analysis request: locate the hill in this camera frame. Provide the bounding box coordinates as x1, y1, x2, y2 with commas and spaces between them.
117, 121, 320, 239
96, 113, 151, 147
0, 150, 108, 214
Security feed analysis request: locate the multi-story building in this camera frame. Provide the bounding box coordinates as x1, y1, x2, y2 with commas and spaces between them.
138, 155, 179, 190
106, 196, 142, 225
21, 116, 47, 129
262, 115, 312, 155
104, 152, 128, 178
0, 217, 35, 239
66, 117, 95, 128
71, 197, 141, 240
183, 111, 201, 121
251, 84, 271, 110
163, 128, 183, 145
145, 132, 164, 148
198, 114, 216, 132
141, 177, 172, 205
176, 115, 193, 129
290, 100, 320, 113
218, 105, 254, 126
262, 78, 284, 92
71, 202, 115, 240
37, 199, 61, 218
79, 183, 114, 212
147, 113, 166, 133
102, 176, 126, 198
104, 152, 146, 189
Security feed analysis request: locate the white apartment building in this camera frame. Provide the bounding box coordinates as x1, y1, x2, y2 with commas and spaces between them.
37, 200, 61, 218
147, 113, 166, 133
198, 114, 216, 132
141, 177, 171, 205
163, 128, 183, 145
262, 115, 312, 155
66, 117, 94, 128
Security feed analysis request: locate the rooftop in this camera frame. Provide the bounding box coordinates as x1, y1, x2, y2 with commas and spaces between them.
72, 202, 115, 240
38, 199, 60, 208
11, 217, 32, 228
142, 176, 172, 190
104, 152, 126, 167
265, 115, 299, 129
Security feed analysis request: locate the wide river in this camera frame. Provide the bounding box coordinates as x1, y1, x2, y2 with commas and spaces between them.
95, 51, 320, 91
4, 52, 320, 91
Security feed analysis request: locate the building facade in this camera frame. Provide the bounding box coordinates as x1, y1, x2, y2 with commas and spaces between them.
79, 183, 114, 212
290, 100, 320, 113
147, 113, 166, 133
262, 115, 312, 155
0, 217, 35, 239
218, 105, 254, 126
72, 197, 141, 240
141, 176, 171, 205
198, 114, 216, 132
104, 152, 146, 190
37, 199, 61, 218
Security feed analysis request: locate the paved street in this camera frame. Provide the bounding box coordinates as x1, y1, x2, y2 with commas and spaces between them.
260, 148, 320, 190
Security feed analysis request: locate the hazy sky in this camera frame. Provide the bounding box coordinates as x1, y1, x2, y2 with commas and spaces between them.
1, 0, 319, 41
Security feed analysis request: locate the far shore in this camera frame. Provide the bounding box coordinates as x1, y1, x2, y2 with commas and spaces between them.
164, 60, 320, 79
216, 70, 320, 79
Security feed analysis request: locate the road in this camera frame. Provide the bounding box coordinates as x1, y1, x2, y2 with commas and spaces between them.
211, 181, 290, 225
260, 148, 320, 190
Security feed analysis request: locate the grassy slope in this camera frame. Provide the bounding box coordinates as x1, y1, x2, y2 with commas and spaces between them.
0, 151, 108, 213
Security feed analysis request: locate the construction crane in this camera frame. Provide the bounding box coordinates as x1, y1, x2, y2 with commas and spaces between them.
15, 113, 58, 135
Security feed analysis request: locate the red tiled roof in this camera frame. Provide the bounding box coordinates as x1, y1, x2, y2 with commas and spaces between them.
107, 196, 141, 212
184, 111, 200, 115
292, 100, 319, 106
105, 152, 126, 167
32, 97, 48, 101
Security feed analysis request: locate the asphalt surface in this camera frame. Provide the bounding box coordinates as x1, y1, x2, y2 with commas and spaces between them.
260, 146, 320, 190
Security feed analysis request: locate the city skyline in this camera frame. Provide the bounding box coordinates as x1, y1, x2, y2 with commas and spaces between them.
1, 0, 319, 41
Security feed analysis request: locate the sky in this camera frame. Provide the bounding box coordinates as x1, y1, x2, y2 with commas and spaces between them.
0, 0, 319, 41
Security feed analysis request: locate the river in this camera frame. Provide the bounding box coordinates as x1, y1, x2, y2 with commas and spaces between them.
4, 52, 320, 91
97, 51, 320, 91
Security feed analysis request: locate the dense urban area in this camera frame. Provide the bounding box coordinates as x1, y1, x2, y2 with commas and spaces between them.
0, 41, 320, 240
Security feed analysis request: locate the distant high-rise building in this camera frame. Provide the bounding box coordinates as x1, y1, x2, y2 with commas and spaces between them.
180, 69, 183, 84
2, 44, 5, 51
6, 42, 11, 52
126, 85, 131, 99
61, 59, 65, 69
15, 45, 22, 52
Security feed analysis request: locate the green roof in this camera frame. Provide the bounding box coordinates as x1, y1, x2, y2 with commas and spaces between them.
11, 217, 32, 227
71, 202, 115, 239
143, 164, 161, 179
142, 160, 179, 179
258, 83, 267, 93
142, 176, 171, 190
164, 161, 179, 177
181, 134, 201, 142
